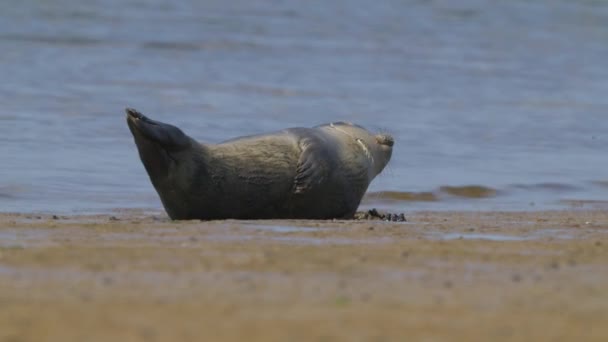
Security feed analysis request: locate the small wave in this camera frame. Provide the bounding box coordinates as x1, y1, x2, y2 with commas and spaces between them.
438, 8, 480, 19
209, 83, 336, 98
0, 192, 13, 199
591, 180, 608, 189
0, 185, 26, 199
438, 185, 498, 198
0, 34, 106, 46
141, 41, 204, 51
140, 40, 260, 51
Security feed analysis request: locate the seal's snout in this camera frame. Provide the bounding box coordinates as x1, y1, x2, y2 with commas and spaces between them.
371, 133, 393, 176
126, 107, 151, 123
375, 134, 394, 147
126, 107, 141, 119
125, 107, 191, 151
126, 108, 162, 129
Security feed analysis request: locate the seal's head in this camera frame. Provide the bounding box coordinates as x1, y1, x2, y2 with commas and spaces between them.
371, 132, 394, 175
323, 122, 394, 177
126, 108, 192, 184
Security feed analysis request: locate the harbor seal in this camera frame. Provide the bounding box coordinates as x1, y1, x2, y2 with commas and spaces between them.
126, 108, 393, 220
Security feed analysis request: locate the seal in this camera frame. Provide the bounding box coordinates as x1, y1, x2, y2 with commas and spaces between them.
126, 108, 393, 220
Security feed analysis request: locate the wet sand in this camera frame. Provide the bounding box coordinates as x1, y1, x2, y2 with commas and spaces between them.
0, 210, 607, 341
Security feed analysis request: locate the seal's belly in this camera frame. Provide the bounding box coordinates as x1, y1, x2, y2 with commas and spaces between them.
201, 135, 302, 219
188, 132, 364, 219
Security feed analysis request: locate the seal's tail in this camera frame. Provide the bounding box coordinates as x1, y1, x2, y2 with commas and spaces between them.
125, 108, 191, 150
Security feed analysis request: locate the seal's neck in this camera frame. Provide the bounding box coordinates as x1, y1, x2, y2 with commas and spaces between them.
153, 142, 211, 220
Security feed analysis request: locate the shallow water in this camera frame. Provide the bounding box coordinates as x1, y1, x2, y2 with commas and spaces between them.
1, 0, 607, 214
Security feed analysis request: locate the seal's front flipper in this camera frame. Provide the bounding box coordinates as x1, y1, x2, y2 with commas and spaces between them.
293, 134, 330, 194
126, 108, 191, 150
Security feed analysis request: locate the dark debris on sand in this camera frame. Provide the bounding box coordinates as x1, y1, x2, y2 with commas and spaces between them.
354, 208, 406, 222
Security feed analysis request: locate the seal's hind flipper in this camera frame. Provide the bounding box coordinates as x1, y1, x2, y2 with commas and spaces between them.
294, 134, 330, 194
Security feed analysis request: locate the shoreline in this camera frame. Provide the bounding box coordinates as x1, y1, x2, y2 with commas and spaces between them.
1, 210, 607, 341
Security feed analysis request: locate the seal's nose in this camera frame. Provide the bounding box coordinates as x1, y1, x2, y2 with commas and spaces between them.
126, 108, 145, 120
375, 134, 394, 147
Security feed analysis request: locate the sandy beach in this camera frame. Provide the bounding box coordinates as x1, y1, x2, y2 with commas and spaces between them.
0, 210, 606, 341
